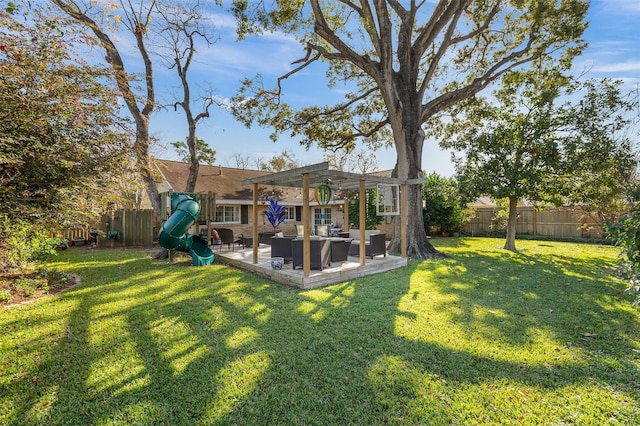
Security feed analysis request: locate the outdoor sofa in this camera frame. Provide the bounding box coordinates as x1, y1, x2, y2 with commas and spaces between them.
340, 230, 387, 259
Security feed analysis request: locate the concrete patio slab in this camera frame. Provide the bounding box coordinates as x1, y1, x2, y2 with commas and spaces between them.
213, 245, 407, 289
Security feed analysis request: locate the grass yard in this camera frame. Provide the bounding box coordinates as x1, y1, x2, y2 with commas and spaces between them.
1, 238, 638, 425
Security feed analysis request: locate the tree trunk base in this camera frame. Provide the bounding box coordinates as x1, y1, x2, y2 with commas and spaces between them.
387, 239, 450, 260
502, 243, 517, 252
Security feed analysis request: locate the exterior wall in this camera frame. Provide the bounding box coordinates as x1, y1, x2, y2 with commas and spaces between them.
198, 204, 347, 238
71, 200, 395, 247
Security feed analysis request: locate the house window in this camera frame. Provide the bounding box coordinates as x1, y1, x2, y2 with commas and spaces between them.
283, 207, 296, 221
215, 205, 240, 223
314, 207, 332, 226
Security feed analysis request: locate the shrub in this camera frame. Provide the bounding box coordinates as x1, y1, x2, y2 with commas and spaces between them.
0, 215, 62, 272
422, 173, 473, 234
38, 268, 68, 285
347, 189, 384, 230
13, 276, 49, 298
0, 288, 11, 303
14, 277, 36, 297
605, 200, 640, 306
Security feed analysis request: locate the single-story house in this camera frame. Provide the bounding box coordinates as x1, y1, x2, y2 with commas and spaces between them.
155, 159, 360, 239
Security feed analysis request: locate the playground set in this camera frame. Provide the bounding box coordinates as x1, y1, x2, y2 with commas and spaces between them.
158, 192, 215, 266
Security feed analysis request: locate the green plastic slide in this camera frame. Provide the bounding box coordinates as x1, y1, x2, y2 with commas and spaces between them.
158, 193, 214, 266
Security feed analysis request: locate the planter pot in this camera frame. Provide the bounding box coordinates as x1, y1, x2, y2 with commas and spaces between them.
271, 257, 284, 270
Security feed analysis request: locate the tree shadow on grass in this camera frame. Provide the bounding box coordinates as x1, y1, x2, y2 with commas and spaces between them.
1, 250, 296, 424
434, 244, 637, 352
2, 244, 639, 424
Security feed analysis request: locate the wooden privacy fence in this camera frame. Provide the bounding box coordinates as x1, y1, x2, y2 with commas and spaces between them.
58, 209, 155, 247
464, 206, 605, 239
59, 227, 91, 240
159, 191, 216, 222
60, 192, 218, 248
90, 192, 218, 248
103, 210, 156, 247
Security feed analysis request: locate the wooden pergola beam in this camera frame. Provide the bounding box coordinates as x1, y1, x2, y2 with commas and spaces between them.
241, 162, 404, 190
243, 163, 412, 269
252, 183, 258, 264
303, 173, 311, 277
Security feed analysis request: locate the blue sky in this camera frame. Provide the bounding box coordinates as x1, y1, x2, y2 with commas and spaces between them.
146, 1, 640, 176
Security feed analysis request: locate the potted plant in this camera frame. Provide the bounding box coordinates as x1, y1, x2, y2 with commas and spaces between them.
264, 195, 286, 269
264, 195, 286, 232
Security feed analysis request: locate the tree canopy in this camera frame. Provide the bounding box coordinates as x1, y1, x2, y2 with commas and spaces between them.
259, 150, 300, 172
157, 0, 218, 192
171, 138, 217, 166
52, 0, 162, 215
440, 73, 638, 251
228, 0, 589, 258
53, 0, 226, 208
0, 3, 131, 226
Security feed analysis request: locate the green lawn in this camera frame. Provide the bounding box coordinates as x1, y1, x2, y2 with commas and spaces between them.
1, 238, 638, 425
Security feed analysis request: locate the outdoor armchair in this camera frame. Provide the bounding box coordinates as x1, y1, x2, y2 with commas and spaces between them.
292, 238, 331, 270
348, 233, 386, 259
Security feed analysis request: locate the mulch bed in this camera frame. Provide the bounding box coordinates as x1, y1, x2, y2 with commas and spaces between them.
0, 271, 80, 308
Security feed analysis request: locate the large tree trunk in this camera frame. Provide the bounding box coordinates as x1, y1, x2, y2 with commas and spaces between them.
52, 0, 161, 216
184, 122, 199, 193
134, 119, 162, 214
388, 182, 445, 259
387, 108, 446, 259
180, 61, 199, 193
185, 156, 199, 193
504, 196, 519, 251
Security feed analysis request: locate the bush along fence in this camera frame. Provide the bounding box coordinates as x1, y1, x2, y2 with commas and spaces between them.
464, 206, 606, 240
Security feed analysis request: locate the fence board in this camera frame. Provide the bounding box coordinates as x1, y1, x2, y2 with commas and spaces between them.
464, 206, 604, 239
60, 228, 90, 240
101, 209, 156, 247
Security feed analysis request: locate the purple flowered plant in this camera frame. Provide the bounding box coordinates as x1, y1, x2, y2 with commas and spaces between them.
264, 195, 286, 231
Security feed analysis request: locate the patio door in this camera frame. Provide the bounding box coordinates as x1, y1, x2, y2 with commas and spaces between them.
313, 207, 332, 226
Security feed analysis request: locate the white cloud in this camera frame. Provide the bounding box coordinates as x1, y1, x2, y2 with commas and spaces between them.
189, 32, 304, 78
599, 0, 640, 14
593, 60, 640, 73
204, 10, 238, 30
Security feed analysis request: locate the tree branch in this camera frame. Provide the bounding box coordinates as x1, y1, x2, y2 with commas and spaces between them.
272, 49, 322, 99
299, 87, 379, 120
418, 4, 465, 98
324, 117, 390, 150
309, 0, 378, 78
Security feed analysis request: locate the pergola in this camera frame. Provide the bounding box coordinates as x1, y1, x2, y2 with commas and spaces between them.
241, 162, 412, 278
